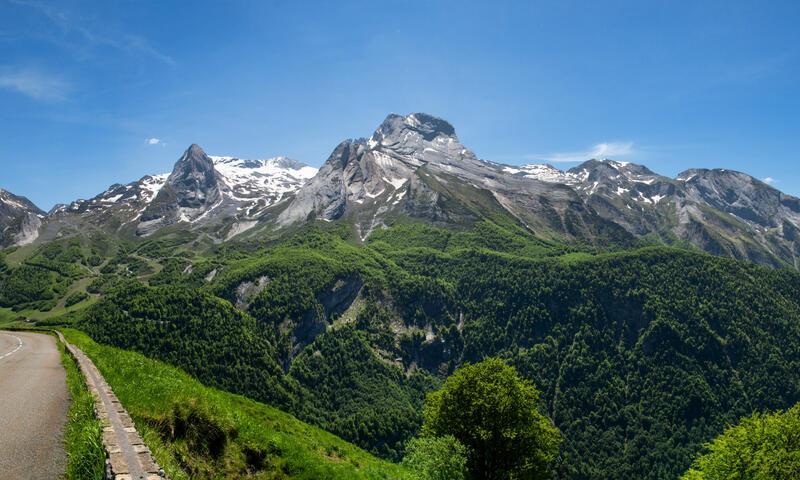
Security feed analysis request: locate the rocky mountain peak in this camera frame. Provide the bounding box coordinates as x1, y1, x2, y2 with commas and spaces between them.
0, 188, 42, 213
278, 113, 474, 229
173, 144, 216, 178
367, 113, 458, 150
169, 144, 221, 206
270, 156, 308, 170
136, 144, 225, 234
8, 113, 799, 268
186, 143, 206, 156
38, 144, 316, 241
676, 167, 795, 228
321, 139, 364, 170
569, 159, 656, 179
678, 167, 756, 185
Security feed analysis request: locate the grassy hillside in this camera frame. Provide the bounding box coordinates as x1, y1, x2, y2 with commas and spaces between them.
74, 222, 800, 479
8, 220, 800, 478
60, 329, 411, 480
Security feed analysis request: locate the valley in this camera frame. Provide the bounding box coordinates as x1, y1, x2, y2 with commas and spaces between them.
1, 113, 799, 479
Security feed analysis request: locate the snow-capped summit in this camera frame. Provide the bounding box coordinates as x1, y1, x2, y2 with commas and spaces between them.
278, 112, 612, 242
45, 145, 317, 239
503, 164, 580, 184
276, 113, 800, 267
8, 113, 800, 268
135, 145, 318, 236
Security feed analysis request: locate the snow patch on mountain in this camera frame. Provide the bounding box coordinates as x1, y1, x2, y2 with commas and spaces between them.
139, 174, 169, 201
210, 156, 317, 202
506, 160, 666, 199
504, 164, 581, 184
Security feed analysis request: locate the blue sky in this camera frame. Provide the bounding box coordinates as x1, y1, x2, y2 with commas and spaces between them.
1, 0, 798, 209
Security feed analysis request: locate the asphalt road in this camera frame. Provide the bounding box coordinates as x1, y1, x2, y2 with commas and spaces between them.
0, 331, 68, 479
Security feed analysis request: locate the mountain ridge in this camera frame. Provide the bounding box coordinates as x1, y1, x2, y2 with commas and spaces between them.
3, 112, 798, 268
29, 145, 317, 244
275, 112, 800, 267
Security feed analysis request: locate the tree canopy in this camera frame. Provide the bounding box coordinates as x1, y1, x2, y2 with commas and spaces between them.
421, 358, 561, 480
402, 435, 468, 480
681, 403, 800, 480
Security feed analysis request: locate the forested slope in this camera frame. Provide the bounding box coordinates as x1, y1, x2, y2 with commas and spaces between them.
60, 329, 412, 480
63, 221, 800, 478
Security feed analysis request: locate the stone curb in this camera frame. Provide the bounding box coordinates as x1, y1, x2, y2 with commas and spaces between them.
56, 332, 167, 480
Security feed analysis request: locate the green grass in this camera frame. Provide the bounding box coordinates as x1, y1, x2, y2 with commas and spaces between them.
3, 244, 36, 266
59, 338, 106, 480
0, 307, 31, 328
59, 329, 412, 480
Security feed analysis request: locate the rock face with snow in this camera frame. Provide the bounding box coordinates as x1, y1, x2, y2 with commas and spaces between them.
137, 144, 225, 235
676, 168, 800, 266
0, 188, 44, 246
277, 112, 800, 267
506, 160, 800, 267
279, 113, 627, 243
9, 112, 800, 268
43, 144, 317, 240
47, 174, 169, 232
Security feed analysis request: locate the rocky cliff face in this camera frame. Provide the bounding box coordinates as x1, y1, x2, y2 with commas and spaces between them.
42, 144, 316, 240
511, 160, 800, 267
277, 112, 800, 267
279, 113, 628, 244
0, 188, 44, 247
137, 144, 225, 235
8, 112, 800, 268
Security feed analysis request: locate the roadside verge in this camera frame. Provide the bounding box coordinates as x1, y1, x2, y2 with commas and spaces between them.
56, 331, 166, 480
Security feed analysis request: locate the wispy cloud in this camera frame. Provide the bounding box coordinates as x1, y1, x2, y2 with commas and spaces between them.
145, 137, 162, 145
9, 0, 175, 67
527, 141, 635, 163
763, 176, 776, 185
0, 68, 70, 100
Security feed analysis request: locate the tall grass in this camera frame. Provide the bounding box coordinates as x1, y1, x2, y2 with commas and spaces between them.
60, 328, 411, 480
59, 339, 106, 480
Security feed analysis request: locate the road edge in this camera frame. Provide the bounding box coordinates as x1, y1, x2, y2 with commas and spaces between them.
55, 331, 167, 480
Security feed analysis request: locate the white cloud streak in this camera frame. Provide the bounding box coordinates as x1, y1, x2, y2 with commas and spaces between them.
763, 177, 776, 185
527, 141, 635, 163
0, 68, 70, 100
145, 138, 161, 145
9, 0, 176, 67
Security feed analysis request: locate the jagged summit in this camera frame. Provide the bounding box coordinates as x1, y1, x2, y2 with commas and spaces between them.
677, 167, 800, 230
678, 167, 756, 183
40, 144, 316, 240
136, 144, 223, 234
6, 114, 800, 267
276, 114, 800, 266
187, 143, 204, 154
364, 113, 460, 155
278, 112, 619, 243
134, 144, 317, 236
371, 113, 457, 144
0, 188, 43, 213
278, 113, 482, 227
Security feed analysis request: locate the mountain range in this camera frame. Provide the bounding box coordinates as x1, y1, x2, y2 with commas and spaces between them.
4, 112, 800, 480
2, 112, 798, 268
